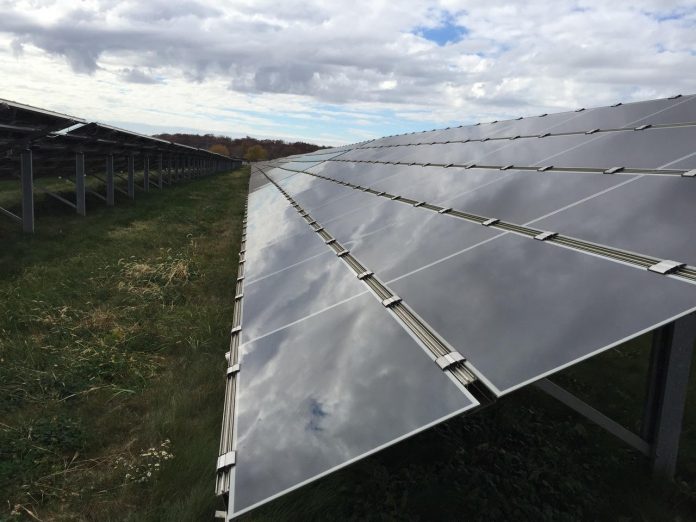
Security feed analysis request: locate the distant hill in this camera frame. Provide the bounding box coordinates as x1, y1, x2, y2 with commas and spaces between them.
153, 133, 330, 160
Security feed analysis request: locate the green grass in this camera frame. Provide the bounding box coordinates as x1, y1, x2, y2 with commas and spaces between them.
0, 168, 248, 520
2, 165, 696, 521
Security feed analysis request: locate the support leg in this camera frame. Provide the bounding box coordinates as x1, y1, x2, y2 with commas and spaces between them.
21, 149, 34, 233
143, 155, 150, 191
128, 154, 135, 199
106, 154, 115, 206
75, 152, 86, 216
158, 154, 163, 189
642, 313, 696, 479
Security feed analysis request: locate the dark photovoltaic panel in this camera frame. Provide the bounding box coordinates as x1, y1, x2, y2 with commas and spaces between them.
221, 95, 696, 518
232, 292, 477, 516
0, 98, 83, 155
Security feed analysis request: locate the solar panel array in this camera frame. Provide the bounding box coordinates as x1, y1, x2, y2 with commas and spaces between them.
1, 98, 241, 231
218, 95, 696, 518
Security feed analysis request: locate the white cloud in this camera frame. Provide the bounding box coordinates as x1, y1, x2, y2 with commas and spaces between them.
0, 0, 695, 143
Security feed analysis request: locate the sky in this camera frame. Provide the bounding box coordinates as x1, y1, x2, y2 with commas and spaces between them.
0, 0, 695, 146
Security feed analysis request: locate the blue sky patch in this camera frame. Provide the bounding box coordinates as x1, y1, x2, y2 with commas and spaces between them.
416, 13, 468, 46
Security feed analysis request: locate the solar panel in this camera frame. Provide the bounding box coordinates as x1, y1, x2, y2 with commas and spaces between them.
232, 292, 478, 516
220, 95, 696, 518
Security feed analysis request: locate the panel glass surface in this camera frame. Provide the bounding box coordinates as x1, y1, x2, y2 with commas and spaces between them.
381, 135, 588, 167
244, 230, 332, 283
485, 110, 586, 138
314, 194, 418, 243
246, 188, 308, 254
307, 161, 408, 187
445, 170, 634, 224
532, 175, 696, 266
660, 154, 696, 170
232, 292, 477, 516
537, 126, 696, 169
241, 251, 367, 343
542, 95, 696, 134
348, 211, 501, 281
249, 170, 270, 192
391, 234, 696, 394
367, 167, 513, 203
279, 174, 355, 210
309, 189, 386, 224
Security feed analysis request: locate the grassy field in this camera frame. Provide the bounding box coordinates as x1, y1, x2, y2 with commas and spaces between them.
0, 168, 248, 520
1, 166, 696, 521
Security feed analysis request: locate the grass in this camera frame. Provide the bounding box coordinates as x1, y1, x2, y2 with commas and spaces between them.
1, 164, 696, 521
0, 167, 248, 520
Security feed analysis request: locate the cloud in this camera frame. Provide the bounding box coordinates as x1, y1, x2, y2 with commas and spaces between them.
120, 67, 162, 84
0, 0, 695, 143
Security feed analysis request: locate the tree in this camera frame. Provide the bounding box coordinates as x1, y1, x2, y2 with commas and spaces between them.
209, 143, 230, 156
244, 144, 268, 162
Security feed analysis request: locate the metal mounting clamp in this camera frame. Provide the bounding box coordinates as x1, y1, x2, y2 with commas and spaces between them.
604, 166, 624, 174
234, 293, 243, 300
534, 231, 558, 241
438, 207, 452, 214
216, 451, 236, 471
382, 295, 402, 308
435, 351, 465, 370
357, 270, 374, 280
376, 191, 386, 196
465, 163, 476, 169
537, 165, 553, 172
482, 218, 500, 226
413, 201, 425, 207
509, 135, 520, 140
648, 260, 686, 274
634, 124, 652, 131
390, 195, 400, 200
325, 238, 336, 245
444, 163, 454, 168
500, 164, 513, 170
682, 169, 696, 177
230, 325, 242, 335
585, 128, 600, 134
538, 132, 550, 138
668, 94, 682, 99
336, 249, 350, 257
226, 363, 240, 376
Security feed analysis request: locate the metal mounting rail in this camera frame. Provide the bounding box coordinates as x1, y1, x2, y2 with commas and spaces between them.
258, 166, 481, 392
271, 165, 696, 285
319, 119, 696, 152
321, 158, 691, 178
215, 181, 249, 501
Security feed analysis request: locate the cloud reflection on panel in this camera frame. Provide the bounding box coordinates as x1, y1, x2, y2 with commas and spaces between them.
245, 184, 306, 255
232, 292, 477, 515
241, 252, 368, 343
390, 234, 696, 395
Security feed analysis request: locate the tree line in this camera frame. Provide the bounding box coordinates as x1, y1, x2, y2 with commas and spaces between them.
153, 133, 330, 161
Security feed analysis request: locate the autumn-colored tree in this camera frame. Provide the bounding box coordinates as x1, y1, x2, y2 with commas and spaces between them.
209, 143, 230, 156
244, 144, 268, 162
154, 132, 328, 160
